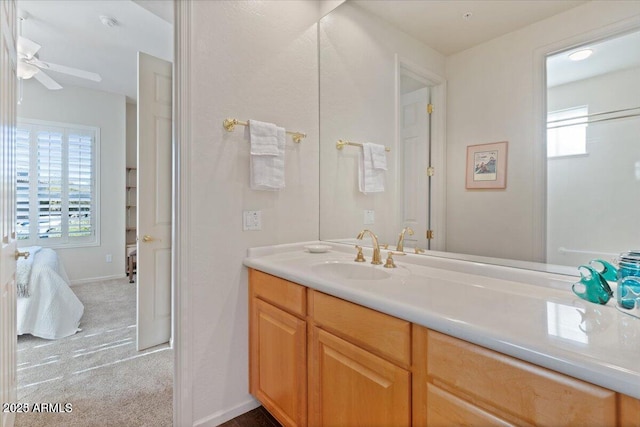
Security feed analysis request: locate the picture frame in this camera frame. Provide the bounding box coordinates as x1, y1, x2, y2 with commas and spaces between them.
465, 141, 508, 189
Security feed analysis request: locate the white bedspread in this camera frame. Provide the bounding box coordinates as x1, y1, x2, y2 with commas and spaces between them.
17, 248, 84, 340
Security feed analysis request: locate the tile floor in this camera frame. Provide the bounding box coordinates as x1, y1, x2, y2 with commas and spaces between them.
219, 406, 282, 427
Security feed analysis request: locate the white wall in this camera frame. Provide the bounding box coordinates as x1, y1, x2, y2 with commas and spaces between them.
186, 2, 321, 425
319, 2, 445, 245
445, 1, 640, 262
547, 66, 640, 266
17, 81, 126, 282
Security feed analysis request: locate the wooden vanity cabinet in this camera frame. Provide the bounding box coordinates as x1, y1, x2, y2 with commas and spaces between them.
308, 291, 411, 427
249, 269, 640, 427
249, 270, 307, 427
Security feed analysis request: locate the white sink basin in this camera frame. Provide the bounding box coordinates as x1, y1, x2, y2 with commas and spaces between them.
311, 261, 391, 281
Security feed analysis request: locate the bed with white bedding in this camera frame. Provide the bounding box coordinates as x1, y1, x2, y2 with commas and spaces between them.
17, 246, 84, 339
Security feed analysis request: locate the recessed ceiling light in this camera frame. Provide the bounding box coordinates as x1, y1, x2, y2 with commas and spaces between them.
568, 49, 593, 61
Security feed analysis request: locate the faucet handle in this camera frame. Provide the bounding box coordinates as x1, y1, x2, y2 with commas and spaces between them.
354, 245, 366, 262
384, 251, 406, 268
414, 247, 425, 254
381, 243, 389, 250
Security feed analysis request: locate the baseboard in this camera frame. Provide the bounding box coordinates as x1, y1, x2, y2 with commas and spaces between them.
70, 274, 127, 286
193, 397, 260, 427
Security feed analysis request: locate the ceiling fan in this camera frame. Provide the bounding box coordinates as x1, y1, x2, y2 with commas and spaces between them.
17, 27, 102, 90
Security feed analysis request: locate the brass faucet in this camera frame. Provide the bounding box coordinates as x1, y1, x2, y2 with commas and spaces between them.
384, 251, 406, 268
396, 226, 414, 252
356, 229, 382, 265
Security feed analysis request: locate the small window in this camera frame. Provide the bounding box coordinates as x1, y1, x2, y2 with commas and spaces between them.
547, 106, 588, 158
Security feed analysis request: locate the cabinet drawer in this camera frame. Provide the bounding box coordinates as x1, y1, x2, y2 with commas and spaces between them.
427, 330, 616, 426
309, 290, 411, 366
426, 383, 514, 427
250, 269, 306, 318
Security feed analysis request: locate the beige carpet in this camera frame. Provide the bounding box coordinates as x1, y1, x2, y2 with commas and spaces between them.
15, 277, 173, 427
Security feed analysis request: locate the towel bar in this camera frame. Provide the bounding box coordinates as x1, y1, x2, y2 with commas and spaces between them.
223, 118, 306, 143
336, 139, 391, 152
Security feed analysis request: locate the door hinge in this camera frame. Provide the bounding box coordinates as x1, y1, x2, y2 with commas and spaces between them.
427, 166, 435, 177
427, 104, 434, 114
426, 230, 434, 240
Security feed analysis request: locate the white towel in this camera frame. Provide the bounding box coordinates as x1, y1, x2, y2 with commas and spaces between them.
359, 142, 386, 193
250, 126, 285, 190
369, 143, 387, 170
249, 119, 279, 155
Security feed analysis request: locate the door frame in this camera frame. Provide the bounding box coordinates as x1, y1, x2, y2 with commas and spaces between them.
395, 56, 447, 252
173, 1, 192, 425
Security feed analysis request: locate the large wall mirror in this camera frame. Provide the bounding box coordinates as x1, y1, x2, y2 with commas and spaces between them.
319, 1, 640, 272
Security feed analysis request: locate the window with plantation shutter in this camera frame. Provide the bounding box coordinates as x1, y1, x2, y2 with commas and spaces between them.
16, 119, 100, 247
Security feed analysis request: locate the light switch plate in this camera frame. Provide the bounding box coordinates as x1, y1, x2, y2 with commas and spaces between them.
243, 210, 262, 231
364, 210, 375, 225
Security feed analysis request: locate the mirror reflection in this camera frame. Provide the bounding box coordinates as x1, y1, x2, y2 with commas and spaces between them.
546, 31, 640, 267
319, 1, 640, 271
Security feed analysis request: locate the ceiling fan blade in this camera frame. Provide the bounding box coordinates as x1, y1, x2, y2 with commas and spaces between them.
33, 70, 63, 90
32, 59, 102, 82
17, 36, 41, 59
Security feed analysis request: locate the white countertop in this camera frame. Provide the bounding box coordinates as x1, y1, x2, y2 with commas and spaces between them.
243, 241, 640, 399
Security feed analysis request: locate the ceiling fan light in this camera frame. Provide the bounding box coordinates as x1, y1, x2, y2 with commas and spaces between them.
17, 61, 39, 79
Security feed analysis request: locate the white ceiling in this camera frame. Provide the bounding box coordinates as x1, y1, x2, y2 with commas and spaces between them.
351, 0, 588, 56
17, 0, 173, 103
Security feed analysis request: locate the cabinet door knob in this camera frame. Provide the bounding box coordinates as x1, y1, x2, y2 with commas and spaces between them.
142, 235, 155, 242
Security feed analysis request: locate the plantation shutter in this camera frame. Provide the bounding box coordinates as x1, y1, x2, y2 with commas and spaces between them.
16, 120, 98, 246
67, 132, 94, 237
37, 130, 63, 240
15, 128, 31, 240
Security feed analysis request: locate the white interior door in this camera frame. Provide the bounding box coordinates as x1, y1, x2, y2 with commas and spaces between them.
137, 52, 172, 351
400, 87, 430, 250
0, 1, 18, 425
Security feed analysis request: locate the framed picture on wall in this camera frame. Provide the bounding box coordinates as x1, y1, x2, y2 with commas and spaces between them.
465, 141, 508, 189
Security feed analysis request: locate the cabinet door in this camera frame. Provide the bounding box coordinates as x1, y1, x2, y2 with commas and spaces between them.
250, 298, 306, 427
309, 327, 410, 427
620, 394, 640, 427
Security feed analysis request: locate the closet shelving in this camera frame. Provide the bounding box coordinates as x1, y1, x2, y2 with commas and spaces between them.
126, 167, 137, 240
126, 167, 137, 282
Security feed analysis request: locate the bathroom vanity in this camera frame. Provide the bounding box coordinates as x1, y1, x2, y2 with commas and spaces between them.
244, 242, 640, 427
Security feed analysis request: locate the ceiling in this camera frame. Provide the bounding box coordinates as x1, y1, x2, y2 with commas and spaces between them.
351, 0, 588, 56
350, 0, 639, 87
15, 1, 638, 102
17, 0, 173, 103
